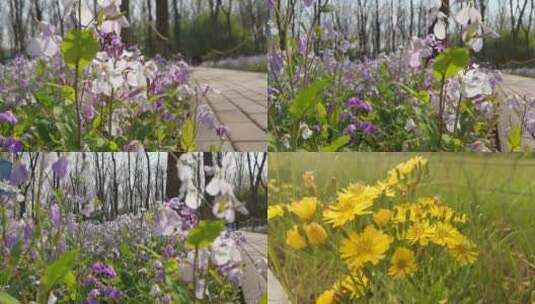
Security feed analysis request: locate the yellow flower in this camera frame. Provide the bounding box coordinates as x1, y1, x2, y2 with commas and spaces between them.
303, 171, 317, 190
268, 205, 285, 220
304, 222, 328, 246
323, 184, 378, 228
405, 220, 435, 246
447, 237, 478, 265
431, 222, 463, 246
388, 247, 417, 279
340, 225, 392, 269
290, 197, 317, 221
409, 203, 426, 222
286, 225, 307, 249
373, 209, 392, 227
316, 289, 336, 304
333, 273, 368, 300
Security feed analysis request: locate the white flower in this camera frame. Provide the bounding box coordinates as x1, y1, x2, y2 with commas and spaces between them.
405, 118, 416, 131
27, 22, 62, 58
463, 67, 493, 98
300, 122, 313, 140
456, 7, 482, 26
93, 52, 127, 96
98, 0, 129, 35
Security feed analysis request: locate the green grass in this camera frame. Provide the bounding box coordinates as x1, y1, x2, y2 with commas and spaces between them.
268, 153, 535, 303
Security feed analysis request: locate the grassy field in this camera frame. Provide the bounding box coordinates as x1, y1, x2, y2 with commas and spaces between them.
268, 153, 535, 303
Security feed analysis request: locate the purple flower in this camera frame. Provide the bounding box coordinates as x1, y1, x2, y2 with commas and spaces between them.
303, 0, 314, 7
345, 124, 358, 135
216, 125, 230, 138
102, 287, 122, 300
9, 161, 28, 186
83, 276, 99, 289
0, 137, 23, 152
269, 51, 284, 77
339, 111, 352, 122
50, 204, 60, 226
52, 156, 69, 179
298, 37, 307, 55
0, 111, 17, 124
358, 121, 378, 134
346, 97, 372, 112
91, 262, 117, 278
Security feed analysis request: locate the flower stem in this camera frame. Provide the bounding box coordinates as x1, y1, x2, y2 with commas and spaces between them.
437, 75, 446, 148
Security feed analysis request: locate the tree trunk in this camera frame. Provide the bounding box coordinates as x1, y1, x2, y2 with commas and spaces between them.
155, 0, 169, 56
144, 151, 151, 210
165, 152, 183, 199
120, 0, 130, 45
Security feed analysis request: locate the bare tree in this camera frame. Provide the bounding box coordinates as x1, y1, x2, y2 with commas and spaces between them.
155, 0, 169, 56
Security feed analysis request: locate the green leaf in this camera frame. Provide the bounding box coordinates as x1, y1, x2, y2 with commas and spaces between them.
180, 119, 196, 151
320, 135, 350, 152
507, 125, 522, 152
41, 249, 79, 292
63, 86, 75, 105
186, 220, 225, 249
0, 292, 20, 304
258, 292, 267, 304
61, 29, 99, 70
433, 48, 470, 80
289, 79, 330, 119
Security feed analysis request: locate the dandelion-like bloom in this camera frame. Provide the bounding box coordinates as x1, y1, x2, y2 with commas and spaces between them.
373, 209, 392, 227
323, 184, 378, 228
431, 222, 463, 246
316, 289, 335, 304
447, 237, 478, 265
340, 225, 392, 269
286, 225, 307, 250
405, 220, 435, 246
290, 197, 317, 221
333, 273, 368, 300
268, 205, 285, 220
304, 222, 328, 246
388, 247, 417, 279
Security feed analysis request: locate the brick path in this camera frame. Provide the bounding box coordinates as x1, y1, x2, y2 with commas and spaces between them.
498, 74, 535, 151
239, 232, 268, 303
193, 67, 267, 152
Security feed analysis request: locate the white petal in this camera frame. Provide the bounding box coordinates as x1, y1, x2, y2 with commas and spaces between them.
434, 19, 447, 40
27, 38, 43, 57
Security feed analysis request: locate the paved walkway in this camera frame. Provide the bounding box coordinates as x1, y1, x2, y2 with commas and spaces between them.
240, 232, 268, 303
498, 74, 535, 151
193, 67, 267, 152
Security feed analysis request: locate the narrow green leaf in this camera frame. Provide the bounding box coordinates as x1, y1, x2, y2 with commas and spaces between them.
289, 79, 330, 119
0, 292, 20, 304
41, 249, 79, 292
180, 119, 196, 151
320, 135, 350, 152
507, 125, 522, 152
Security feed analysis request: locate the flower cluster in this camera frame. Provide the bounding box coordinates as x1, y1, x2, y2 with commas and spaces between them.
268, 157, 478, 303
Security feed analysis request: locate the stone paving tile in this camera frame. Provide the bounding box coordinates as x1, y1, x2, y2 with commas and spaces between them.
250, 113, 268, 130
225, 122, 265, 141
268, 270, 289, 304
234, 141, 267, 152
240, 232, 268, 304
498, 74, 535, 151
194, 67, 267, 151
217, 110, 251, 124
